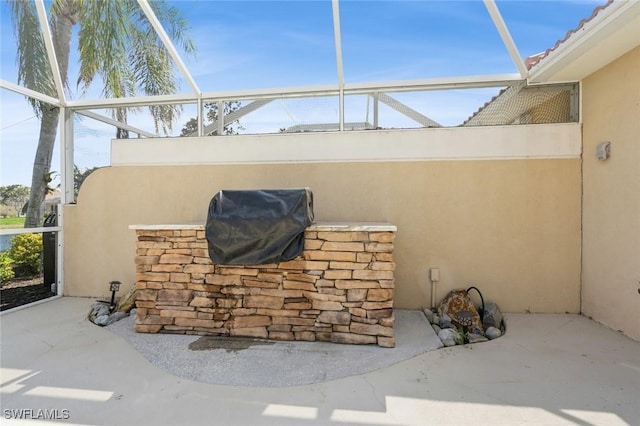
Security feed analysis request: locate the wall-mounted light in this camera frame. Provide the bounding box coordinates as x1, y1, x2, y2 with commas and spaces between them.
596, 141, 611, 161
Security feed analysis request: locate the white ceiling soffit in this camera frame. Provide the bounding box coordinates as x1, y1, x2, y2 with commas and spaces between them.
528, 1, 640, 84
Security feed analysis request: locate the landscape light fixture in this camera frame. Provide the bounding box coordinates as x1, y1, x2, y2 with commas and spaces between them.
109, 281, 121, 311
456, 310, 473, 343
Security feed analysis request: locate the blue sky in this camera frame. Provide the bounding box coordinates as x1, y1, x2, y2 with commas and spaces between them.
1, 0, 604, 187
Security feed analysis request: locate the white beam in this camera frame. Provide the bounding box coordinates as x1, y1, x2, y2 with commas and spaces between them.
67, 93, 196, 109
1, 79, 61, 106
483, 0, 528, 79
56, 206, 64, 296
332, 0, 345, 131
136, 0, 201, 96
373, 94, 379, 128
377, 93, 441, 128
65, 75, 523, 112
331, 0, 345, 88
34, 0, 66, 105
197, 98, 204, 136
346, 73, 522, 94
61, 107, 74, 203
76, 111, 158, 138
202, 85, 340, 102
197, 99, 273, 136
217, 101, 224, 135
0, 227, 62, 236
61, 72, 527, 113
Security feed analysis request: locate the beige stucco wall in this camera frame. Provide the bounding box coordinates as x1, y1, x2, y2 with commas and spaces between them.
64, 155, 581, 313
581, 46, 640, 340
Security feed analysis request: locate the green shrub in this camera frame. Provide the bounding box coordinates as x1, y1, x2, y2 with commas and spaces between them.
9, 233, 42, 276
0, 251, 14, 284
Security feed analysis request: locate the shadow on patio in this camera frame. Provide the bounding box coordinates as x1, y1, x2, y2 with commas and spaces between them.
1, 297, 638, 425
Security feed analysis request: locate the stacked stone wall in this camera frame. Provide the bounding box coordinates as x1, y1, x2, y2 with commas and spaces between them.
133, 224, 396, 347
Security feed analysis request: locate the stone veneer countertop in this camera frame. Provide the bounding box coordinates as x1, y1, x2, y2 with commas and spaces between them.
129, 222, 397, 232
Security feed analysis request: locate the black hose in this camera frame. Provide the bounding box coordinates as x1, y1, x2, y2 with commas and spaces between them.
466, 286, 485, 320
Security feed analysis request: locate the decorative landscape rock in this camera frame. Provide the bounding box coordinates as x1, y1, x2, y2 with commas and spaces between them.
439, 314, 455, 330
94, 314, 110, 326
424, 292, 505, 347
110, 311, 129, 323
115, 287, 137, 313
88, 300, 132, 327
438, 328, 460, 347
485, 326, 502, 340
422, 307, 434, 323
482, 301, 503, 330
467, 333, 488, 344
92, 301, 110, 317
437, 289, 484, 335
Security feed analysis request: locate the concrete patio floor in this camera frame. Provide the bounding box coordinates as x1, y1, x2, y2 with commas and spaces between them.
1, 297, 638, 425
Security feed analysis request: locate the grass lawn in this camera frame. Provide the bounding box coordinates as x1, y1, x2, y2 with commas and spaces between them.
0, 217, 26, 229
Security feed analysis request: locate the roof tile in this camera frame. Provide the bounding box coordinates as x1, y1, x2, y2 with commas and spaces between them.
525, 0, 614, 70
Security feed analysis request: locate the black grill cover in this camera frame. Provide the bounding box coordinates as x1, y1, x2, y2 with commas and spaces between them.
206, 188, 314, 265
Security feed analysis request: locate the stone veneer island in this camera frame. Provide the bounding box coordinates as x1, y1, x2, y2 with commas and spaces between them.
130, 222, 397, 347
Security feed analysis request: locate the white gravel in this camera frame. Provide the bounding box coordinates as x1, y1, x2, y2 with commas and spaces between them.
106, 309, 442, 387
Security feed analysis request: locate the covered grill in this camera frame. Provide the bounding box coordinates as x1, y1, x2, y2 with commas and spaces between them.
205, 188, 314, 265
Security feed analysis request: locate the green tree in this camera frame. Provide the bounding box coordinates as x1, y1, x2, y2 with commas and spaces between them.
10, 0, 195, 227
74, 165, 100, 197
180, 101, 244, 136
0, 184, 30, 217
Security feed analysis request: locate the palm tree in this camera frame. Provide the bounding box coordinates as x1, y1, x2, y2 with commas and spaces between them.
10, 0, 195, 227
